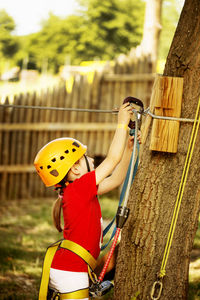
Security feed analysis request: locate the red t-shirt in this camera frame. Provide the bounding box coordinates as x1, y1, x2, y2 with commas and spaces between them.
51, 170, 103, 272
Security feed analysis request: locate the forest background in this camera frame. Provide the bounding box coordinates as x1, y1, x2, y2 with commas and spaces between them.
0, 0, 183, 74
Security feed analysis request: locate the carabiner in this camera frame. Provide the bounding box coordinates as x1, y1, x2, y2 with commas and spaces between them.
150, 280, 163, 300
123, 96, 144, 129
88, 266, 98, 284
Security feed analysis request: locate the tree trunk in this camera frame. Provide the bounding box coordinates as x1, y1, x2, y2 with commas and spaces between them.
140, 0, 163, 71
114, 0, 200, 299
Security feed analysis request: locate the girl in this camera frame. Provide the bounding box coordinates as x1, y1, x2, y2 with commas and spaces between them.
34, 103, 141, 300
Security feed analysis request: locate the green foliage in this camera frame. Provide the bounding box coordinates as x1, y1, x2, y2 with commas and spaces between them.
0, 10, 19, 59
188, 281, 200, 300
77, 0, 145, 60
0, 0, 185, 73
13, 0, 145, 71
0, 9, 15, 32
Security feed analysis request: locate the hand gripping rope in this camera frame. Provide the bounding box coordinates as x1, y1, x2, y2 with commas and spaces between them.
89, 97, 143, 298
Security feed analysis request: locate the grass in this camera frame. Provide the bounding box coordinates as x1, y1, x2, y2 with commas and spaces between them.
0, 198, 60, 300
0, 197, 199, 300
188, 219, 200, 300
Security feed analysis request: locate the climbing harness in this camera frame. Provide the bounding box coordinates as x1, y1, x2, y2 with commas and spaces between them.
39, 239, 97, 300
150, 97, 200, 300
47, 288, 89, 299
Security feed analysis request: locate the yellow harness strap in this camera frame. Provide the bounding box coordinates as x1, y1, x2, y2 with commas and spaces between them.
60, 240, 97, 271
38, 239, 97, 300
54, 288, 89, 299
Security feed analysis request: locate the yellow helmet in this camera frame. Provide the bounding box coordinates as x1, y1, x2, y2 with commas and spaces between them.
34, 137, 87, 187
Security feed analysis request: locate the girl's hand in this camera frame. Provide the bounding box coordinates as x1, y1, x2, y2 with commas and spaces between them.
127, 131, 142, 150
118, 103, 133, 125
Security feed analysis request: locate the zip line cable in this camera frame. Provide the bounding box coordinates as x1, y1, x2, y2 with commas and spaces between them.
0, 103, 196, 122
0, 104, 117, 114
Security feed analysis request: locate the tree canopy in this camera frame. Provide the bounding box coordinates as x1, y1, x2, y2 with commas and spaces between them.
20, 0, 145, 72
0, 10, 19, 59
0, 0, 183, 73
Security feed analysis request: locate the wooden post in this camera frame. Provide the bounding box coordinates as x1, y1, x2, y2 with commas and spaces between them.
150, 75, 183, 153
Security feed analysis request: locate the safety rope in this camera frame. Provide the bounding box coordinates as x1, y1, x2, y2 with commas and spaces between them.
150, 97, 200, 300
98, 110, 140, 283
0, 103, 196, 122
122, 111, 139, 209
101, 128, 139, 250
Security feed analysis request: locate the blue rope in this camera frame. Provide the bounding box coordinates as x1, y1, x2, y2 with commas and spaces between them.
101, 129, 140, 250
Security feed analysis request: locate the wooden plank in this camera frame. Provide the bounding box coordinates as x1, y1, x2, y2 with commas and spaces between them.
113, 60, 122, 110
119, 57, 127, 104
102, 81, 113, 155
0, 97, 11, 200
57, 83, 66, 123
150, 75, 183, 153
81, 76, 91, 148
8, 94, 20, 199
0, 122, 117, 131
137, 55, 145, 103
0, 165, 35, 172
97, 70, 109, 156
70, 75, 80, 140
22, 92, 35, 199
16, 93, 27, 199
143, 56, 154, 108
90, 71, 102, 155
103, 73, 155, 82
32, 91, 43, 198
130, 55, 138, 103
76, 75, 85, 143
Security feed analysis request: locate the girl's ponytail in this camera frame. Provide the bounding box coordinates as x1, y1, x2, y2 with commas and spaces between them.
52, 191, 63, 232
52, 174, 68, 232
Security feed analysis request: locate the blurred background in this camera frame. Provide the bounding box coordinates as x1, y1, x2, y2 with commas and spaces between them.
0, 0, 183, 96
0, 1, 199, 299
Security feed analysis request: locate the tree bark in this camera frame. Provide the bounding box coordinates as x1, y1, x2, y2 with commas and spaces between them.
140, 0, 163, 71
114, 0, 200, 299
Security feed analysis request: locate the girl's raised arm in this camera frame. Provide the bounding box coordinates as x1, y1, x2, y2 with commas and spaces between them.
95, 103, 132, 185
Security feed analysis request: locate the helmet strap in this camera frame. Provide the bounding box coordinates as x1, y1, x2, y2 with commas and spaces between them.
84, 155, 91, 172
54, 173, 69, 191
